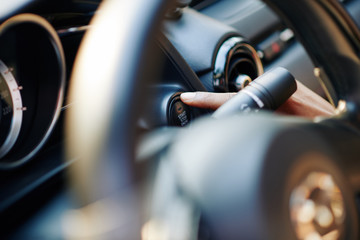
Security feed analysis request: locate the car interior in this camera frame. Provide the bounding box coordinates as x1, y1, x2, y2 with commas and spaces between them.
1, 0, 360, 239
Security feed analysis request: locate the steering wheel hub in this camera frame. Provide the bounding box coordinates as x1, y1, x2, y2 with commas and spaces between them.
290, 171, 346, 240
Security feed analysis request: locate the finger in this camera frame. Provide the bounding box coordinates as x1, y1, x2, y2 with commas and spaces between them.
277, 80, 335, 118
180, 92, 236, 110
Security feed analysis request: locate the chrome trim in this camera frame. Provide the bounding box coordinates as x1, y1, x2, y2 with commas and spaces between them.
0, 14, 65, 169
232, 74, 252, 91
62, 103, 73, 111
335, 100, 347, 115
0, 59, 23, 158
314, 67, 336, 106
242, 89, 265, 108
279, 28, 294, 42
57, 25, 90, 35
213, 37, 264, 92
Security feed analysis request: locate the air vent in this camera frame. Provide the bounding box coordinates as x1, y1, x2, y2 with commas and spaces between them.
213, 37, 263, 92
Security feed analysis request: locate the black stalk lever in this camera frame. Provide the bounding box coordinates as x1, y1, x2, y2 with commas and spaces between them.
213, 67, 297, 118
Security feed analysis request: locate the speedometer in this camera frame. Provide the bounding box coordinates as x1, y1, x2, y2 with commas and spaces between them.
0, 59, 23, 158
0, 14, 65, 169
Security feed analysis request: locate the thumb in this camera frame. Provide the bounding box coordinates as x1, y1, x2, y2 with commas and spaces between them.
180, 92, 236, 110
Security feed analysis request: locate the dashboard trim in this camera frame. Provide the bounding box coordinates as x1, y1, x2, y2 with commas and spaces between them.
213, 37, 264, 92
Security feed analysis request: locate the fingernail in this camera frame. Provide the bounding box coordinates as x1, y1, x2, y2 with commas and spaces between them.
180, 92, 196, 102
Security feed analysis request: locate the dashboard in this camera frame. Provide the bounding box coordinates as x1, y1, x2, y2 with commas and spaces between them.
1, 0, 360, 238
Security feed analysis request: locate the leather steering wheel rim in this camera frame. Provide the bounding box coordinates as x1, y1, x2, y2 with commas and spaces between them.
66, 0, 360, 238
264, 0, 360, 111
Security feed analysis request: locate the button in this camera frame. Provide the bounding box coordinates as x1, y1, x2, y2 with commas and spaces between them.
258, 29, 294, 62
168, 94, 192, 127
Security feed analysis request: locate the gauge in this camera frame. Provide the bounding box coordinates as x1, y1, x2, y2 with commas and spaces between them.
0, 59, 23, 158
0, 14, 65, 169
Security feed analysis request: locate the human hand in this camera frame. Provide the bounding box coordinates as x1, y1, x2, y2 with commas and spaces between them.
180, 80, 335, 119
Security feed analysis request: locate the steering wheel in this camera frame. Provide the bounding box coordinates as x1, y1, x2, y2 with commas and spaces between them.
65, 0, 360, 239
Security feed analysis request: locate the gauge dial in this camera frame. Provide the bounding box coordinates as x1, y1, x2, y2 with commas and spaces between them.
0, 59, 23, 158
0, 14, 65, 168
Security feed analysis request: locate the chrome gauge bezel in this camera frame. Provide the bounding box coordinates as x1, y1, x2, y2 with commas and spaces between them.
0, 59, 23, 158
213, 37, 264, 92
0, 14, 65, 169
